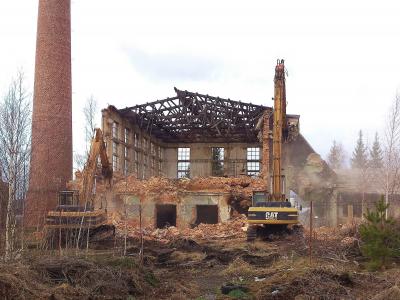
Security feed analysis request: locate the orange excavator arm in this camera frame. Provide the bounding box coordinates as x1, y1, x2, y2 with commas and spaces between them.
271, 59, 287, 201
80, 128, 113, 206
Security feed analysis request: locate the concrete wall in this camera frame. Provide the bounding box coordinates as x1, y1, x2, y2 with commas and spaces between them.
178, 192, 231, 228
102, 107, 164, 179
119, 191, 230, 229
164, 142, 258, 179
102, 107, 261, 180
164, 148, 178, 179
336, 192, 400, 224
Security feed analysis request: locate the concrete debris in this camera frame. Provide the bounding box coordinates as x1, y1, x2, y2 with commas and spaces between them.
68, 174, 267, 212
113, 215, 248, 243
112, 174, 265, 197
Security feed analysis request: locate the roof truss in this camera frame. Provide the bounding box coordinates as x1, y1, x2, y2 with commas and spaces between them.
118, 88, 270, 143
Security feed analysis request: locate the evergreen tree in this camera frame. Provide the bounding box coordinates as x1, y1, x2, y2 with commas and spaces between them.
360, 196, 400, 270
351, 130, 369, 169
369, 132, 383, 168
327, 140, 345, 169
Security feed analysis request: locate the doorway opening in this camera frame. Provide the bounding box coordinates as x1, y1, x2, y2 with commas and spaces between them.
156, 204, 177, 228
196, 205, 218, 225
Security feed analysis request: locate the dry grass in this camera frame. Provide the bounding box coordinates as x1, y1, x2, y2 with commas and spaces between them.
0, 263, 49, 299
372, 285, 400, 300
169, 250, 206, 262
221, 258, 255, 278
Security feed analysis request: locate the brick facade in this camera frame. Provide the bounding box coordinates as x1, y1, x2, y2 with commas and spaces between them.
25, 0, 72, 228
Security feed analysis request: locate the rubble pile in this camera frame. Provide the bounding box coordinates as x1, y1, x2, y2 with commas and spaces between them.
112, 175, 266, 195
113, 215, 248, 243
70, 173, 267, 214
182, 215, 247, 240
70, 174, 266, 244
312, 223, 362, 261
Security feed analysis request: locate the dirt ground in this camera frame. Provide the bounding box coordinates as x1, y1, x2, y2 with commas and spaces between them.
1, 222, 400, 300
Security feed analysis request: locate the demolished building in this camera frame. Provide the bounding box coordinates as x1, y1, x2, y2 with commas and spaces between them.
94, 87, 337, 230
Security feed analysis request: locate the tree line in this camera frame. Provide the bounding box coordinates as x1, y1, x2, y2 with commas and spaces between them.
326, 93, 400, 217
0, 71, 97, 261
0, 71, 31, 261
327, 130, 383, 171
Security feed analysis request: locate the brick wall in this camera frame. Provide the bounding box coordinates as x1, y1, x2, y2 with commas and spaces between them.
25, 0, 72, 228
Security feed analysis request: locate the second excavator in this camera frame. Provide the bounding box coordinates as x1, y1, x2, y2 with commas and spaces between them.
44, 128, 114, 246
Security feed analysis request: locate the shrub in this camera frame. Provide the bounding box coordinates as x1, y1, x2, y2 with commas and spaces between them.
359, 197, 400, 270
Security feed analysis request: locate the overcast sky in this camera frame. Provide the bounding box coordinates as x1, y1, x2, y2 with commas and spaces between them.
1, 0, 400, 166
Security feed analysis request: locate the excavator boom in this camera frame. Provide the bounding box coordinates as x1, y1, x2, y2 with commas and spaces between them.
246, 59, 299, 241
80, 128, 112, 206
272, 59, 286, 201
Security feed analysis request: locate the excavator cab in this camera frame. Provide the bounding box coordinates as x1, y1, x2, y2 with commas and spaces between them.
248, 191, 297, 225
251, 191, 292, 207
55, 190, 94, 212
58, 190, 79, 206
247, 199, 299, 241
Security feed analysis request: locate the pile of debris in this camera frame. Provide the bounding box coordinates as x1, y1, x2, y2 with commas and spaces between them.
70, 174, 267, 213
253, 265, 391, 300
113, 215, 248, 243
0, 255, 158, 300
311, 222, 362, 262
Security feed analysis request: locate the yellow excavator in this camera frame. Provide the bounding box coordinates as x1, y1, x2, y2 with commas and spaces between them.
247, 59, 299, 241
44, 128, 113, 239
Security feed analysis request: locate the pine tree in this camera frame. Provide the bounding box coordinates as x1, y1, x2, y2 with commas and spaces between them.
327, 140, 345, 169
351, 130, 369, 169
360, 196, 400, 270
369, 132, 383, 168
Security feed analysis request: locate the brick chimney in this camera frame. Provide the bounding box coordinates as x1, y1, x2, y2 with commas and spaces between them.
25, 0, 72, 228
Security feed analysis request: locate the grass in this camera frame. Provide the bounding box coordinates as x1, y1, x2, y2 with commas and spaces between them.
228, 289, 250, 299
144, 271, 159, 287
221, 258, 254, 278
169, 250, 206, 262
87, 255, 138, 269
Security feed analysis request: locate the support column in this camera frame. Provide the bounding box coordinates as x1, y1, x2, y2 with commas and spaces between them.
261, 111, 271, 185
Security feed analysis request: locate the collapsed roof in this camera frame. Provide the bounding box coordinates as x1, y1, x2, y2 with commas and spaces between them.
117, 87, 270, 143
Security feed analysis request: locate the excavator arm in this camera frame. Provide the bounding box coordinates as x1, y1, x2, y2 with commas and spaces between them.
80, 128, 113, 207
45, 128, 112, 230
271, 59, 287, 201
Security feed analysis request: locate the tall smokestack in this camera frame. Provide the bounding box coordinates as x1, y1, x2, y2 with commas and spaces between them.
25, 0, 72, 227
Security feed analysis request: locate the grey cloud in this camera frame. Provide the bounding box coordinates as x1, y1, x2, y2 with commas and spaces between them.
123, 47, 221, 81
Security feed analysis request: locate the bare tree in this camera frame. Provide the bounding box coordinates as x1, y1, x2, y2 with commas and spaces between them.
0, 71, 31, 260
383, 93, 400, 218
74, 96, 98, 173
73, 152, 86, 172
83, 96, 98, 154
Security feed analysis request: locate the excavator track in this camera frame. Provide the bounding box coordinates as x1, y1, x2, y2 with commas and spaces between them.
247, 224, 304, 242
246, 226, 258, 241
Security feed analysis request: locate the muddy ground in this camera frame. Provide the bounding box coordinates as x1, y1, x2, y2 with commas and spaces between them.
1, 226, 400, 300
